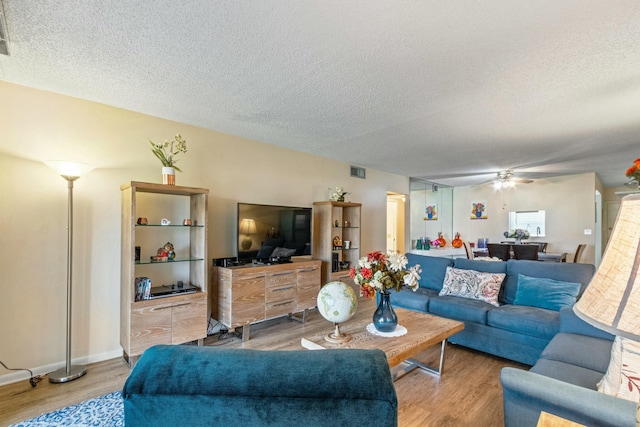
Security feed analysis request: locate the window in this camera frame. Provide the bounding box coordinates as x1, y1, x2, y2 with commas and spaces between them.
509, 210, 545, 237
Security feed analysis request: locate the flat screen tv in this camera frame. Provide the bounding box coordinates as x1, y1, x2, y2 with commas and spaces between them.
237, 203, 312, 261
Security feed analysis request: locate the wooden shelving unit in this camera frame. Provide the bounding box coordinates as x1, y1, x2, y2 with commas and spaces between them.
312, 201, 362, 292
120, 181, 208, 366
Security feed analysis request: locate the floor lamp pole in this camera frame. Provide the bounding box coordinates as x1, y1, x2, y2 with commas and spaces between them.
49, 175, 87, 383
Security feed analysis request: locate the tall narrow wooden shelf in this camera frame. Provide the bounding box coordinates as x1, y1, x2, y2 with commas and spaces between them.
120, 181, 208, 366
312, 201, 362, 291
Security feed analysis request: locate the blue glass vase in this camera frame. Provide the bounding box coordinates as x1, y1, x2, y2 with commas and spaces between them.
373, 291, 398, 333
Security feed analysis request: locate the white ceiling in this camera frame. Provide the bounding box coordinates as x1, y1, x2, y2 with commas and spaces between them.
1, 1, 639, 187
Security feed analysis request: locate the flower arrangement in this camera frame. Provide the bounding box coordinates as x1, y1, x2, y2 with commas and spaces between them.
504, 228, 530, 240
626, 158, 640, 184
350, 251, 422, 299
329, 186, 349, 202
149, 134, 187, 172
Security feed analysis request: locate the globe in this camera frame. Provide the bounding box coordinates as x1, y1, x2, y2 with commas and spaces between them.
317, 281, 358, 343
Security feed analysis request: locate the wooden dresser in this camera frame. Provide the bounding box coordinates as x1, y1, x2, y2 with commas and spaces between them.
213, 259, 321, 340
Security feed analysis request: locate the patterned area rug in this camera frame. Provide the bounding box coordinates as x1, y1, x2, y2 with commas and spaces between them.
9, 391, 123, 427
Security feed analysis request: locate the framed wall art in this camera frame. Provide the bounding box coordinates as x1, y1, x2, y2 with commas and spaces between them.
424, 204, 438, 220
471, 201, 487, 220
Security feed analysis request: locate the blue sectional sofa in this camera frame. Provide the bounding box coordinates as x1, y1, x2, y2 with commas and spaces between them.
500, 307, 636, 426
390, 254, 596, 365
123, 345, 398, 427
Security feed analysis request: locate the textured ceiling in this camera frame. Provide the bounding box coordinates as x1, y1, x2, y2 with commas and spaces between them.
1, 1, 639, 187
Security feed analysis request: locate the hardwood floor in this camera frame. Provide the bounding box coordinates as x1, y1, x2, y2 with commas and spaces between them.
0, 302, 527, 426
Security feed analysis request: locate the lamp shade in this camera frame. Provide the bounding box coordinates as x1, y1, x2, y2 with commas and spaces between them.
45, 160, 94, 178
574, 194, 640, 341
239, 218, 257, 235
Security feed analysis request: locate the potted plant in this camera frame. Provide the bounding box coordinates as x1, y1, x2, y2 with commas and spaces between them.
149, 134, 187, 185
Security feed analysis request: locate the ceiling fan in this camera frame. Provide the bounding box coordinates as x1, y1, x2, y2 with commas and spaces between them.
492, 170, 534, 189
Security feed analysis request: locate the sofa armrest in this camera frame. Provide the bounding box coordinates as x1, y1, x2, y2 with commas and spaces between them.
501, 367, 636, 427
559, 307, 614, 340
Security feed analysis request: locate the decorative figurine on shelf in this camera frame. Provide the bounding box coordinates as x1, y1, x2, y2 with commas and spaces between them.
452, 232, 463, 248
335, 219, 340, 227
165, 242, 176, 260
332, 235, 343, 249
423, 238, 430, 250
437, 232, 446, 247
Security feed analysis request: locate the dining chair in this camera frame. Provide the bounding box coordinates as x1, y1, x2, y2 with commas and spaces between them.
463, 241, 474, 259
512, 244, 539, 260
526, 242, 547, 253
487, 243, 510, 261
573, 244, 587, 263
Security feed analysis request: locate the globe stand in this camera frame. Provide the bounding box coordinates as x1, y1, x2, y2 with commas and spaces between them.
325, 323, 351, 344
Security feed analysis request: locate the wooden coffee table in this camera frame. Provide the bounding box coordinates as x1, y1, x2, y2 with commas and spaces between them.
301, 307, 464, 380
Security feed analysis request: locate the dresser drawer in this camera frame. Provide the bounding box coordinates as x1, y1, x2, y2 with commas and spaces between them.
265, 299, 296, 318
265, 269, 296, 287
265, 282, 297, 303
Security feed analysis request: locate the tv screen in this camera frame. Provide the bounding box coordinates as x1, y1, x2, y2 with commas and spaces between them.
237, 203, 312, 261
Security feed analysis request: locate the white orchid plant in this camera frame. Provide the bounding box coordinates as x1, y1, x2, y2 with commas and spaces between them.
149, 134, 187, 172
350, 250, 422, 299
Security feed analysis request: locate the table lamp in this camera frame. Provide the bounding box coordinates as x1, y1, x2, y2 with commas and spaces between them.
239, 218, 257, 250
45, 160, 94, 383
573, 193, 640, 423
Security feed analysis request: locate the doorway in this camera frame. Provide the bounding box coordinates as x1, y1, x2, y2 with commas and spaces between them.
387, 193, 406, 252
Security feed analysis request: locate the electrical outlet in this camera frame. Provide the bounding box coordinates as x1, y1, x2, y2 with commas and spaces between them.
584, 229, 592, 235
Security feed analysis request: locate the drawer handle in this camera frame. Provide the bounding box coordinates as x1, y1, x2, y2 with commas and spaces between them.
299, 268, 318, 273
171, 303, 191, 308
272, 301, 293, 307
271, 271, 294, 277
153, 306, 172, 311
272, 286, 294, 292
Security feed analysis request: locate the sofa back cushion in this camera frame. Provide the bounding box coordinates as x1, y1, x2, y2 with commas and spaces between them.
405, 253, 453, 291
453, 258, 508, 274
503, 260, 595, 304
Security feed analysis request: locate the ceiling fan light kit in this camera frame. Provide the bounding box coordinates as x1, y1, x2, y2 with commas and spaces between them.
494, 170, 516, 189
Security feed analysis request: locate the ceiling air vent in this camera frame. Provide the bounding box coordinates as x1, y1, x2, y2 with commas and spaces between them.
350, 166, 366, 179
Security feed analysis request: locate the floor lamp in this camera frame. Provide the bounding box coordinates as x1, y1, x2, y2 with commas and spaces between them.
45, 160, 94, 383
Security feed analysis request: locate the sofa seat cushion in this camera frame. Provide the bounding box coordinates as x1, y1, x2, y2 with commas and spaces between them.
428, 295, 492, 324
389, 287, 436, 312
540, 332, 613, 373
487, 305, 559, 340
530, 359, 604, 390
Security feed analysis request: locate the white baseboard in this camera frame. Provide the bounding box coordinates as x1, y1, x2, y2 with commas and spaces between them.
0, 349, 124, 387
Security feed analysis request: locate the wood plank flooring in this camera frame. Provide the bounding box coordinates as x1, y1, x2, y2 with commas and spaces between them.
0, 302, 527, 426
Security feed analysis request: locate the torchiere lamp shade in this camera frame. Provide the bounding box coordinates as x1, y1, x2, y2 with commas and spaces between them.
574, 194, 640, 341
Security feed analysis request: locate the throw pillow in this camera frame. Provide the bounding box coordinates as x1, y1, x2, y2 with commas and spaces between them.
598, 336, 640, 403
513, 274, 581, 311
439, 267, 505, 307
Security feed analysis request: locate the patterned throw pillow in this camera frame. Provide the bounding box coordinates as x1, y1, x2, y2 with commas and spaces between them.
598, 336, 640, 403
439, 267, 506, 307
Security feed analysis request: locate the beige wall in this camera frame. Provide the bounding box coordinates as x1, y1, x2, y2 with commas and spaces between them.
0, 82, 409, 384
452, 173, 599, 264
